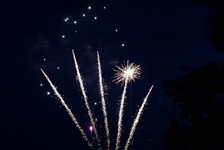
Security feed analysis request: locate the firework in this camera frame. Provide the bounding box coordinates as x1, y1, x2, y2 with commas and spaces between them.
115, 78, 128, 150
40, 69, 93, 148
114, 61, 141, 150
97, 51, 110, 150
42, 51, 153, 150
72, 50, 101, 149
124, 85, 154, 150
113, 61, 141, 86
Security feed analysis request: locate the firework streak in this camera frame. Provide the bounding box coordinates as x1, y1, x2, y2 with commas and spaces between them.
40, 69, 93, 148
72, 50, 101, 149
124, 85, 154, 150
115, 78, 128, 150
41, 50, 154, 150
97, 51, 111, 150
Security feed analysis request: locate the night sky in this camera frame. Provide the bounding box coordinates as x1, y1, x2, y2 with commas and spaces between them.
1, 0, 223, 150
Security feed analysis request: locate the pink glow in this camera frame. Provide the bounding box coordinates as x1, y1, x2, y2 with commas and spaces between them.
89, 125, 93, 131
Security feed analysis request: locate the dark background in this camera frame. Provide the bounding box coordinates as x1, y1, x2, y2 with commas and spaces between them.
1, 0, 224, 149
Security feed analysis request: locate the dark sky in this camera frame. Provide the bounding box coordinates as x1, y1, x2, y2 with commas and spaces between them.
1, 0, 223, 150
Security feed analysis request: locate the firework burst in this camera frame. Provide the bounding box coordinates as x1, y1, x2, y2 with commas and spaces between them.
114, 61, 141, 150
113, 61, 141, 86
41, 51, 153, 150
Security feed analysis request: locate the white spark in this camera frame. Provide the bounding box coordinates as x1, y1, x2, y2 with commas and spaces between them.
74, 20, 77, 24
121, 43, 125, 47
62, 35, 65, 39
124, 85, 154, 150
40, 69, 93, 148
88, 6, 91, 10
72, 50, 101, 149
41, 50, 154, 150
94, 16, 97, 20
82, 14, 86, 17
113, 61, 141, 85
97, 51, 110, 150
114, 61, 141, 150
115, 77, 128, 150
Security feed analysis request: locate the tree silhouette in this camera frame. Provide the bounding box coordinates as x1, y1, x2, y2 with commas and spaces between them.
162, 63, 224, 150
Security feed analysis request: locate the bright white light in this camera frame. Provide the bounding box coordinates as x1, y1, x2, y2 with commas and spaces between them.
115, 29, 118, 32
74, 20, 77, 24
62, 35, 65, 38
43, 58, 46, 61
94, 102, 97, 105
113, 60, 141, 85
64, 17, 69, 22
88, 6, 91, 10
125, 69, 134, 77
103, 6, 106, 9
47, 91, 50, 95
57, 67, 60, 70
82, 14, 86, 17
121, 43, 125, 47
89, 125, 93, 131
94, 16, 97, 20
40, 83, 43, 87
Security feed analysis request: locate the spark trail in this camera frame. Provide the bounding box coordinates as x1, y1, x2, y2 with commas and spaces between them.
115, 78, 128, 150
97, 51, 110, 150
124, 85, 154, 150
40, 69, 93, 148
71, 50, 101, 149
114, 61, 141, 150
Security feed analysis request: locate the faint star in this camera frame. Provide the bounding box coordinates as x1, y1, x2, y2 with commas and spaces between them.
121, 43, 125, 47
47, 91, 50, 95
64, 17, 69, 22
40, 83, 43, 87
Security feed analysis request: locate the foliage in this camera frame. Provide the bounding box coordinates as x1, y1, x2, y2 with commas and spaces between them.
162, 63, 224, 149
